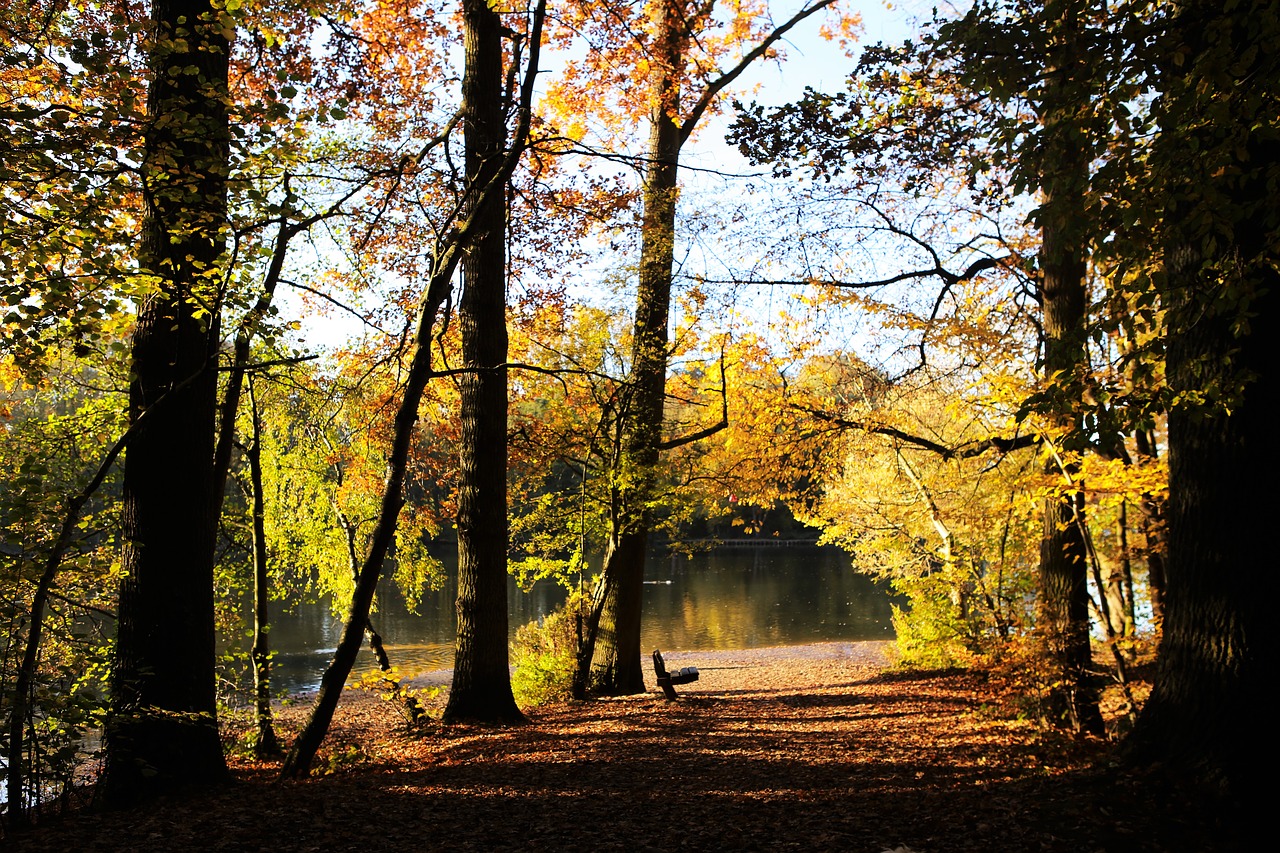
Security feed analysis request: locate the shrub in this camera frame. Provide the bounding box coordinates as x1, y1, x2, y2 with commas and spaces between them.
510, 594, 588, 708
889, 573, 974, 669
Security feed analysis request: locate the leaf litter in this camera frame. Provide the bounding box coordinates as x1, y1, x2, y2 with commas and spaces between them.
13, 642, 1241, 852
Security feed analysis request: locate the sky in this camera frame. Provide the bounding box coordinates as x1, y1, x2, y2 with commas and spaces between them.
288, 1, 940, 352
660, 2, 944, 371
680, 1, 932, 192
743, 0, 932, 96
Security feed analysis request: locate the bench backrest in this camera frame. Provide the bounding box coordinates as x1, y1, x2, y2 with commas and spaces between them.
652, 649, 669, 678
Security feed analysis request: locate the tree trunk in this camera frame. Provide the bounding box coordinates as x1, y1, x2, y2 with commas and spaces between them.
1036, 488, 1102, 733
581, 0, 843, 695
1132, 427, 1167, 631
1127, 0, 1278, 801
1032, 0, 1103, 735
589, 0, 683, 696
442, 0, 523, 724
1111, 501, 1136, 639
1130, 242, 1276, 797
5, 441, 130, 823
100, 0, 231, 805
245, 381, 281, 757
279, 0, 546, 777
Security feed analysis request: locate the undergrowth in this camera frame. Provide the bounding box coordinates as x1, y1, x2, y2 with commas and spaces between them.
510, 594, 588, 708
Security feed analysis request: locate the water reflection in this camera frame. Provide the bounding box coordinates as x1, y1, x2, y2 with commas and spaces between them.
643, 547, 894, 651
256, 545, 895, 694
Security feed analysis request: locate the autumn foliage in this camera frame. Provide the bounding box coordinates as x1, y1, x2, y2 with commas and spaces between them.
2, 0, 1275, 838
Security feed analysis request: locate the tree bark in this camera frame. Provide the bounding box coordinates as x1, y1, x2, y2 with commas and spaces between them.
588, 0, 683, 696
1126, 0, 1279, 801
100, 0, 231, 805
1030, 0, 1103, 735
245, 380, 281, 756
443, 0, 523, 723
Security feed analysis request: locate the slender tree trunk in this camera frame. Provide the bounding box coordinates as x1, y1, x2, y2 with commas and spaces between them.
6, 540, 66, 825
101, 0, 231, 804
279, 0, 546, 778
1133, 427, 1167, 631
322, 447, 424, 722
442, 0, 523, 724
245, 381, 281, 757
1113, 501, 1136, 638
589, 0, 683, 696
334, 482, 428, 721
280, 282, 449, 778
5, 457, 121, 823
211, 215, 293, 515
1033, 0, 1102, 735
4, 393, 157, 820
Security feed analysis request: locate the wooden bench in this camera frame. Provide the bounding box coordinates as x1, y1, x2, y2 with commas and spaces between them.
652, 649, 699, 700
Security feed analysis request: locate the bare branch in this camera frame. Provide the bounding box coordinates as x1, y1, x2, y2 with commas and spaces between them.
657, 349, 729, 451
795, 404, 1039, 460
218, 354, 321, 373
429, 360, 618, 386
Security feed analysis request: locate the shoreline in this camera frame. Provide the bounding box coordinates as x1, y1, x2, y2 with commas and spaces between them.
394, 639, 896, 693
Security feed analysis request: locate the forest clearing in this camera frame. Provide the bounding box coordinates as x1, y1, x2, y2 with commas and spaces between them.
10, 643, 1244, 852
3, 0, 1275, 841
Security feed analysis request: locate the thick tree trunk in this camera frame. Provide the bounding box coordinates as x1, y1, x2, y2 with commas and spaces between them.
589, 528, 650, 693
1035, 248, 1103, 733
1126, 4, 1278, 798
589, 0, 683, 696
1126, 0, 1278, 808
1131, 239, 1276, 796
442, 0, 523, 724
100, 0, 231, 805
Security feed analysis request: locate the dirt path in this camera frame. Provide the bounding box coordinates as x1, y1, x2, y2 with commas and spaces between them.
398, 641, 895, 695
12, 643, 1238, 852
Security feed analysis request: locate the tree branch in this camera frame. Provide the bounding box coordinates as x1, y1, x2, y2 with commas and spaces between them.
795, 404, 1039, 460
657, 349, 729, 451
680, 0, 842, 147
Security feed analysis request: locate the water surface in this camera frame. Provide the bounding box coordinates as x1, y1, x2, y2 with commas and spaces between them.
258, 544, 895, 694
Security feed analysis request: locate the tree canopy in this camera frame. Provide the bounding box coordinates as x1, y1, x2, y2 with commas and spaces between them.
2, 0, 1274, 828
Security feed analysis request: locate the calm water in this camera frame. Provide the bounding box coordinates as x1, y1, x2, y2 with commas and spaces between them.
257, 545, 896, 694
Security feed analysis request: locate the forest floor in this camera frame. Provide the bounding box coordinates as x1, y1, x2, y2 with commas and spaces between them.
9, 642, 1246, 852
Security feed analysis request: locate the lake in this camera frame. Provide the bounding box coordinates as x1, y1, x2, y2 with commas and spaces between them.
258, 544, 897, 695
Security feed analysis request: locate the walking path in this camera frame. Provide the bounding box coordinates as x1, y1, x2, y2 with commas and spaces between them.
14, 642, 1236, 852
